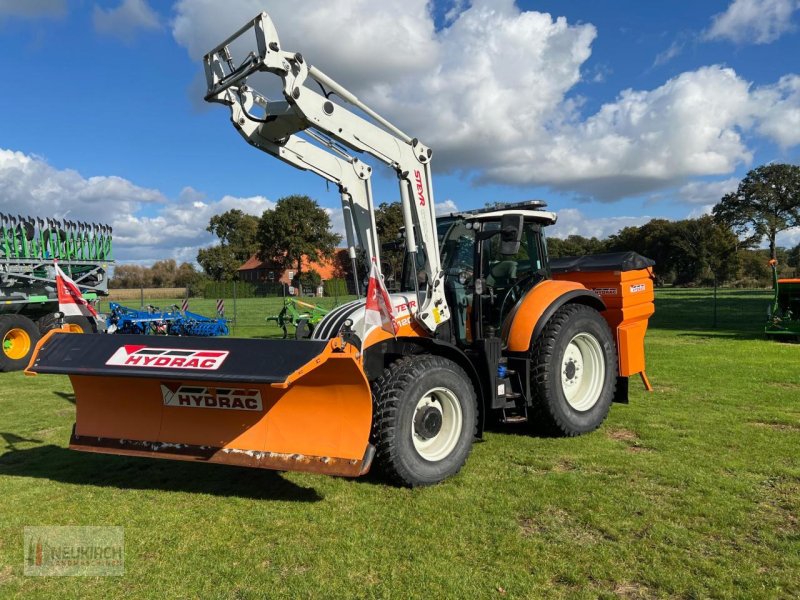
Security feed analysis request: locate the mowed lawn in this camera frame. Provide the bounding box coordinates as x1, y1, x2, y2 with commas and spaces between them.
1, 290, 798, 598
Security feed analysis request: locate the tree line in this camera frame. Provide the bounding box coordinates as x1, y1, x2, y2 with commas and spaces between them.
112, 163, 798, 290
550, 164, 800, 286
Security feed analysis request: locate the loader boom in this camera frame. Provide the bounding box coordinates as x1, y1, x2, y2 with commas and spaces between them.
204, 12, 449, 332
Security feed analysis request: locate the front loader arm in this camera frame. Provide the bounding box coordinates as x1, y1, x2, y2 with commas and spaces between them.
204, 12, 449, 333
224, 88, 380, 272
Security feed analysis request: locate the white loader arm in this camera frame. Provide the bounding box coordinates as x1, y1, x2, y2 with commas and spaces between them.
204, 12, 449, 333
225, 89, 380, 290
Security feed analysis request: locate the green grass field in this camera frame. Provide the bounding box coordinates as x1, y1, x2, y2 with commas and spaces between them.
1, 290, 798, 598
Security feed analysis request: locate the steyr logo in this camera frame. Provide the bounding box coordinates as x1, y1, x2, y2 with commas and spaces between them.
106, 345, 229, 370
160, 384, 263, 411
414, 170, 426, 207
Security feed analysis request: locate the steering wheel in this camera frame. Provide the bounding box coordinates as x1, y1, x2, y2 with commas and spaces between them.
498, 274, 539, 325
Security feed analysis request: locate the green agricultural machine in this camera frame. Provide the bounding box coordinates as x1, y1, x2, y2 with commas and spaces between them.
267, 297, 329, 339
765, 259, 800, 339
0, 214, 113, 371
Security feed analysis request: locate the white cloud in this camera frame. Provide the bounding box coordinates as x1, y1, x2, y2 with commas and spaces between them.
705, 0, 800, 44
751, 75, 800, 147
653, 39, 685, 67
435, 199, 459, 216
93, 0, 161, 40
548, 208, 653, 239
0, 148, 273, 264
172, 1, 800, 202
678, 177, 739, 205
0, 0, 65, 18
777, 227, 800, 248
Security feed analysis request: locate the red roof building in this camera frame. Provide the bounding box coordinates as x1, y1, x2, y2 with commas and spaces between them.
237, 251, 340, 284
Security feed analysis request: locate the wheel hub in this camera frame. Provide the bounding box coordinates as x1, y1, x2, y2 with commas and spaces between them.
414, 406, 443, 440
564, 360, 577, 380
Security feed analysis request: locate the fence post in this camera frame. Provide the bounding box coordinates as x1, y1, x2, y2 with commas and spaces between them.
140, 286, 144, 309
713, 275, 718, 329
233, 279, 237, 335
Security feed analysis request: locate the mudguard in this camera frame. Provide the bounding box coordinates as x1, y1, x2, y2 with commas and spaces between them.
502, 280, 604, 353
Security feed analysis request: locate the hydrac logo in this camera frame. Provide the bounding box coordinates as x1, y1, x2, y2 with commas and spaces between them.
160, 384, 263, 411
106, 345, 229, 370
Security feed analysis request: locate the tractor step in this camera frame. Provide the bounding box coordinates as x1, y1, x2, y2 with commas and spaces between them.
500, 405, 528, 424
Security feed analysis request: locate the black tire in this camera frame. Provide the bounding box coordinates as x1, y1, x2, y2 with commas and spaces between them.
37, 313, 97, 335
530, 303, 617, 436
36, 312, 60, 335
0, 314, 41, 372
371, 354, 478, 487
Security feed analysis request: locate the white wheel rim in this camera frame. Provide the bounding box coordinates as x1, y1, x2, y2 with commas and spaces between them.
412, 387, 463, 462
561, 332, 605, 411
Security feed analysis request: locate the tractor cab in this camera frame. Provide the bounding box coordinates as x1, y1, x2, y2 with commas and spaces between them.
406, 201, 557, 347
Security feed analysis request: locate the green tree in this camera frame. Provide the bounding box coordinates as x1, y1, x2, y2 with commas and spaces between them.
787, 243, 800, 276
546, 234, 605, 258
197, 245, 240, 281
197, 209, 260, 281
207, 209, 260, 261
713, 163, 800, 260
670, 216, 740, 285
605, 219, 679, 285
257, 195, 341, 282
375, 202, 405, 284
298, 268, 322, 292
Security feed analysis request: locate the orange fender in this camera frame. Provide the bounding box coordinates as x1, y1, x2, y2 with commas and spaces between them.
502, 280, 604, 353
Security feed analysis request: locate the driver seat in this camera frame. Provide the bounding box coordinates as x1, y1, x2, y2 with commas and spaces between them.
486, 260, 518, 288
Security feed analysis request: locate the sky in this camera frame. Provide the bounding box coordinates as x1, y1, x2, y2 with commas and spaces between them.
1, 0, 799, 264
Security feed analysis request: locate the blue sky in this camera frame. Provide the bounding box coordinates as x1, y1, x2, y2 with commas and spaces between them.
1, 0, 799, 263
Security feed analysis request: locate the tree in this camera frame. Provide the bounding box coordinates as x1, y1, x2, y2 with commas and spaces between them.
546, 234, 605, 258
375, 202, 405, 283
788, 243, 800, 276
196, 209, 260, 280
150, 259, 178, 287
257, 195, 341, 282
670, 216, 740, 285
174, 262, 199, 287
197, 245, 241, 281
298, 268, 322, 292
109, 264, 153, 288
207, 209, 260, 261
712, 163, 800, 260
605, 219, 679, 285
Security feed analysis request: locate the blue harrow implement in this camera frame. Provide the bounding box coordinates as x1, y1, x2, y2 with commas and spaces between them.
106, 303, 229, 337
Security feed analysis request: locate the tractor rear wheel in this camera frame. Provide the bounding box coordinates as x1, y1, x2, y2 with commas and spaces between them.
0, 314, 41, 372
371, 354, 477, 487
530, 303, 617, 436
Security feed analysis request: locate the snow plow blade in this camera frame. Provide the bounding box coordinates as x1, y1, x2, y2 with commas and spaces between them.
26, 332, 374, 477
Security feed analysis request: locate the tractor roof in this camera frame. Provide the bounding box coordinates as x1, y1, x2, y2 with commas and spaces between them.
438, 200, 558, 226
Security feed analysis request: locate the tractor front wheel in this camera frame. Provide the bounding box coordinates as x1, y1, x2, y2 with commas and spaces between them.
0, 314, 41, 372
530, 303, 617, 436
371, 355, 477, 487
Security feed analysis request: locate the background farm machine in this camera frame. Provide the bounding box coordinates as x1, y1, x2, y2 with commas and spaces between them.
0, 214, 112, 371
766, 259, 800, 339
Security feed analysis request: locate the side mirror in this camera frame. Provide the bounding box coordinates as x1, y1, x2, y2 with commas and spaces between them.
500, 213, 524, 255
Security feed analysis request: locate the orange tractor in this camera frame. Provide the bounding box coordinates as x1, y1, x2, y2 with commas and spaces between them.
26, 13, 654, 487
